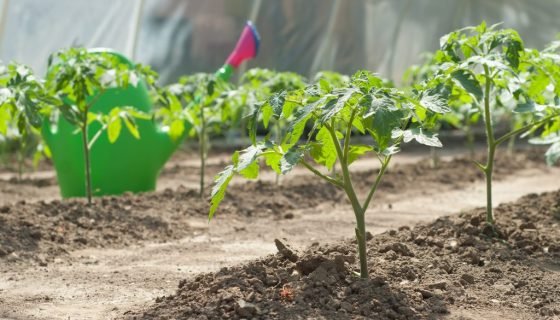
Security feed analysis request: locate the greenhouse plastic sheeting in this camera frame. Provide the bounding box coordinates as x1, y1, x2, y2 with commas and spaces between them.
1, 0, 560, 84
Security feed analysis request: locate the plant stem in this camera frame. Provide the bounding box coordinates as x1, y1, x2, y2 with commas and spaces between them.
274, 123, 281, 185
465, 126, 475, 158
430, 147, 438, 169
362, 156, 391, 212
482, 65, 495, 225
82, 119, 93, 205
326, 122, 369, 278
199, 106, 206, 198
17, 139, 24, 182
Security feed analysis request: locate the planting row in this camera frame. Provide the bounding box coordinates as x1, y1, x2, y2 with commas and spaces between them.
2, 22, 560, 279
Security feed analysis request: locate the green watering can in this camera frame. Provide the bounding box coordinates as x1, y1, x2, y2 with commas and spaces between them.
43, 21, 260, 198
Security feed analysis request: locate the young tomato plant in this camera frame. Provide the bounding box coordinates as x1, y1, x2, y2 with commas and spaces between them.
0, 62, 57, 180
526, 41, 560, 164
430, 22, 560, 226
46, 48, 155, 204
238, 68, 308, 184
209, 71, 447, 278
159, 73, 232, 197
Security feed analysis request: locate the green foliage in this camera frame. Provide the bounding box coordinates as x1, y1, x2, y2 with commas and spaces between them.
209, 70, 446, 278
0, 62, 57, 178
46, 47, 158, 203
427, 22, 560, 225
158, 73, 233, 196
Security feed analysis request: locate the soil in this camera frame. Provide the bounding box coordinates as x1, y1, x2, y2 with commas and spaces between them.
123, 190, 560, 320
0, 146, 559, 319
0, 149, 546, 267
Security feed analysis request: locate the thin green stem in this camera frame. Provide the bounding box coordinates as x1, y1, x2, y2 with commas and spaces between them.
199, 106, 207, 198
82, 116, 93, 205
482, 65, 495, 225
494, 114, 560, 146
301, 159, 344, 189
326, 121, 368, 278
361, 156, 391, 214
88, 124, 107, 150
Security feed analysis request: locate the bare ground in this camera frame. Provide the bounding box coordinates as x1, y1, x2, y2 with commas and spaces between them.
0, 147, 558, 319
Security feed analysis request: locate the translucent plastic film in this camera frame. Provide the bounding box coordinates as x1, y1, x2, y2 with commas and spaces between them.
1, 0, 560, 83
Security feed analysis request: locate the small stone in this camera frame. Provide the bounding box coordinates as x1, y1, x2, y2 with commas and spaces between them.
460, 274, 475, 285
274, 239, 298, 262
427, 281, 448, 290
339, 301, 353, 312
236, 299, 260, 317
418, 289, 433, 299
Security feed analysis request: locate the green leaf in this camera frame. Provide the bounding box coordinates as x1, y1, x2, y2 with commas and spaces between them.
262, 104, 273, 129
451, 70, 483, 100
395, 127, 442, 147
368, 108, 404, 151
269, 92, 286, 117
122, 113, 140, 139
545, 142, 560, 166
280, 147, 304, 174
320, 88, 358, 123
420, 93, 450, 113
209, 165, 235, 220
107, 116, 122, 143
310, 126, 337, 170
347, 145, 373, 165
237, 144, 264, 172
264, 152, 282, 174
169, 120, 185, 140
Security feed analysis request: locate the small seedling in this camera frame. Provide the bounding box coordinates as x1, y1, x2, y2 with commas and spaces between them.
0, 62, 57, 180
46, 48, 156, 204
428, 22, 560, 225
209, 71, 446, 278
159, 73, 232, 197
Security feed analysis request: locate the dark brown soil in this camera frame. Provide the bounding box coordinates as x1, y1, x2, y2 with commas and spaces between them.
0, 150, 549, 267
123, 190, 560, 320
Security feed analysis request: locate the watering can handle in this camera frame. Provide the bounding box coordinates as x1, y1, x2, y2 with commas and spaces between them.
215, 21, 260, 81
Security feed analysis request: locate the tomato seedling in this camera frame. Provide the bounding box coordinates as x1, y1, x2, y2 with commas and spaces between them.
158, 73, 232, 197
429, 22, 560, 225
0, 62, 57, 180
46, 48, 156, 204
209, 70, 446, 278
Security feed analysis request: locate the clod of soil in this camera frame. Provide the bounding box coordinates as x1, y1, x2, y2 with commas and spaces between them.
124, 190, 560, 320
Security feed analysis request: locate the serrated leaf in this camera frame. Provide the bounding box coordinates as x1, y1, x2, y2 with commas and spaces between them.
364, 95, 395, 118
347, 145, 372, 165
368, 108, 404, 151
237, 144, 264, 172
264, 152, 282, 174
280, 147, 304, 174
320, 88, 358, 123
398, 127, 442, 147
310, 126, 337, 170
420, 94, 450, 113
209, 165, 235, 220
269, 92, 285, 117
451, 70, 483, 100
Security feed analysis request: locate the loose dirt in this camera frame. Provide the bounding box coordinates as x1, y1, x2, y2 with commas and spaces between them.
124, 190, 560, 320
0, 147, 559, 319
